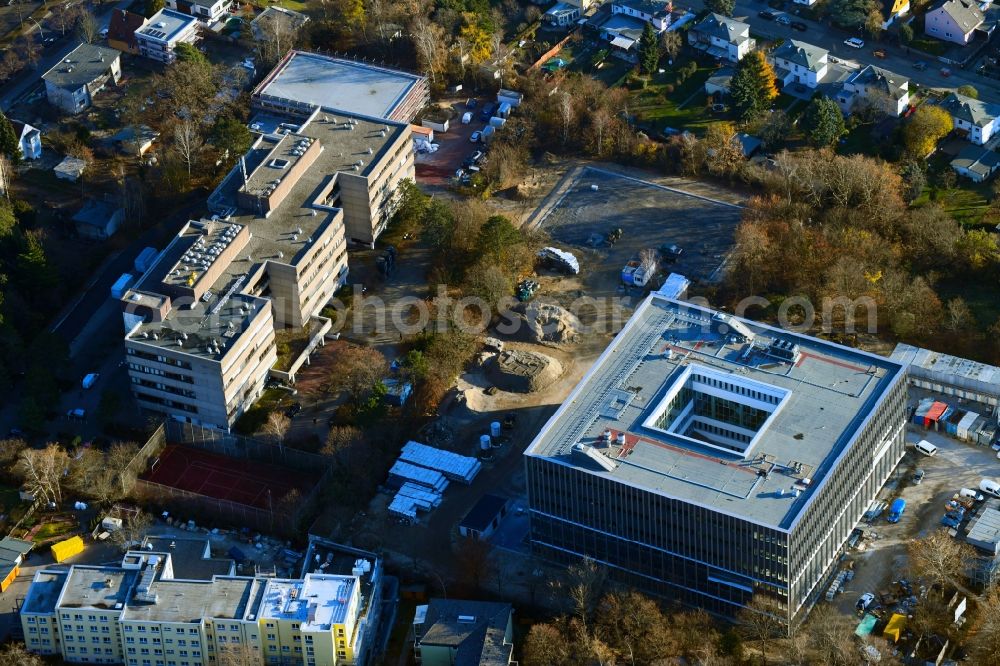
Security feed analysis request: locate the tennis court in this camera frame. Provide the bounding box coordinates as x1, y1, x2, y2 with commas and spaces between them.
142, 445, 319, 510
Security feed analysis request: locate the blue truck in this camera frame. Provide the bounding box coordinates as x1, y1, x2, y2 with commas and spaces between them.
887, 498, 906, 523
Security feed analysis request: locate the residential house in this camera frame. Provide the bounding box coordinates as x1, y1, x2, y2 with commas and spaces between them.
545, 2, 582, 27
165, 0, 232, 24
41, 43, 121, 113
134, 8, 199, 63
951, 145, 1000, 182
596, 0, 672, 61
836, 65, 910, 117
881, 0, 911, 28
413, 599, 515, 666
106, 9, 147, 54
925, 0, 984, 44
771, 39, 828, 88
10, 120, 41, 160
737, 133, 762, 157
250, 6, 310, 42
564, 0, 595, 8
793, 0, 818, 7
688, 13, 755, 63
939, 92, 1000, 144
73, 200, 123, 240
0, 537, 32, 593
611, 0, 672, 31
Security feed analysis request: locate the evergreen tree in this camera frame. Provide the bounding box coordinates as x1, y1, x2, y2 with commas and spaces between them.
801, 96, 846, 146
730, 52, 778, 122
706, 0, 736, 16
638, 23, 659, 75
144, 0, 164, 18
0, 112, 20, 163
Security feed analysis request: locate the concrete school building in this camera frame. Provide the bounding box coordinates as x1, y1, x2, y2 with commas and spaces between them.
21, 535, 383, 666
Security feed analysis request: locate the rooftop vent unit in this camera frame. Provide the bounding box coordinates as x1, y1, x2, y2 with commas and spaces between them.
766, 338, 800, 364
155, 21, 165, 27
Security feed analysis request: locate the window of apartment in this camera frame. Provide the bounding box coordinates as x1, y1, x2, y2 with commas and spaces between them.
266, 634, 275, 641
177, 640, 186, 646
26, 617, 35, 624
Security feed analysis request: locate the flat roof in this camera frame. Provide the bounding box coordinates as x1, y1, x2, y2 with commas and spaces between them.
460, 494, 509, 532
137, 8, 197, 43
260, 575, 356, 630
255, 51, 423, 119
23, 570, 68, 614
967, 506, 1000, 552
141, 536, 234, 580
525, 295, 904, 531
121, 576, 261, 624
41, 43, 119, 90
127, 110, 405, 358
58, 566, 138, 610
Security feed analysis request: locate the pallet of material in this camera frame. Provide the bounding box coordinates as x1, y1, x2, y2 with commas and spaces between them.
400, 440, 482, 484
388, 460, 449, 493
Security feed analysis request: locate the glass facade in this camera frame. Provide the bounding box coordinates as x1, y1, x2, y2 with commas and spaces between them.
527, 371, 907, 629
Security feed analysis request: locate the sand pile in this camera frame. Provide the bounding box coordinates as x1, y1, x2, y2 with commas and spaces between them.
503, 302, 580, 344
488, 349, 563, 393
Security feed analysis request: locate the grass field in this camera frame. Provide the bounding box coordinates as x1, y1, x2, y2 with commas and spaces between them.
912, 153, 995, 227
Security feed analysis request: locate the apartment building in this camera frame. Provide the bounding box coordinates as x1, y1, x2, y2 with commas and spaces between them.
41, 43, 121, 113
21, 536, 383, 666
524, 295, 907, 630
165, 0, 233, 24
123, 107, 419, 428
135, 9, 199, 63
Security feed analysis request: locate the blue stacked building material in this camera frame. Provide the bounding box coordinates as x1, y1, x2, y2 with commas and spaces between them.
396, 482, 443, 510
400, 440, 482, 484
387, 460, 449, 493
388, 495, 418, 520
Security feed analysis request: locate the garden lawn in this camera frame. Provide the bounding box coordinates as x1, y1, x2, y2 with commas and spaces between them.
912, 154, 995, 227
631, 65, 724, 135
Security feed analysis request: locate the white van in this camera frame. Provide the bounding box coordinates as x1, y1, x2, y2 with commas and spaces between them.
960, 488, 985, 501
981, 478, 1000, 498
913, 440, 938, 456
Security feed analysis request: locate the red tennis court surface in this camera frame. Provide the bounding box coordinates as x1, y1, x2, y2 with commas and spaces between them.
142, 445, 319, 510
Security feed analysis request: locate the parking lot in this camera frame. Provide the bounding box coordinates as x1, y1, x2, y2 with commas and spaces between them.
830, 420, 1000, 620
532, 166, 743, 297
414, 99, 494, 186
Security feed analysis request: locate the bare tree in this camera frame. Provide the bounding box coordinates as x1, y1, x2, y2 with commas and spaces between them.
0, 155, 11, 201
109, 511, 153, 552
50, 4, 83, 36
969, 586, 1000, 665
173, 119, 202, 177
908, 529, 978, 597
639, 248, 658, 274
216, 643, 261, 666
562, 557, 606, 635
738, 595, 786, 662
262, 411, 291, 445
559, 92, 574, 147
77, 8, 101, 44
15, 444, 69, 506
255, 12, 299, 67
523, 623, 571, 666
0, 642, 46, 666
411, 17, 445, 82
322, 425, 362, 457
325, 344, 387, 404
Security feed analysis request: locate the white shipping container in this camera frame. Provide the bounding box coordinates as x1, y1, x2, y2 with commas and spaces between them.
958, 411, 979, 440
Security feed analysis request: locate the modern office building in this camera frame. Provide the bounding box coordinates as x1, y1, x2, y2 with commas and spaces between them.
524, 295, 907, 629
251, 51, 429, 123
21, 536, 383, 666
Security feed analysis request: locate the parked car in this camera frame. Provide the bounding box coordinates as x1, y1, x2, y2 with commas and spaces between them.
844, 37, 865, 48
776, 14, 791, 24
856, 592, 875, 612
470, 131, 482, 143
912, 469, 925, 485
758, 10, 776, 19
466, 98, 478, 109
791, 21, 808, 31
913, 61, 927, 71
284, 402, 302, 418
873, 48, 887, 59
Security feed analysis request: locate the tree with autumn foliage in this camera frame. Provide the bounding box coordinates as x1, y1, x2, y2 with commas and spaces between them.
730, 51, 778, 121
903, 105, 952, 157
